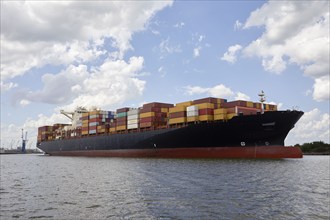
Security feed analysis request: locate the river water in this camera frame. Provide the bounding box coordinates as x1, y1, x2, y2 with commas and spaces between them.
0, 154, 329, 219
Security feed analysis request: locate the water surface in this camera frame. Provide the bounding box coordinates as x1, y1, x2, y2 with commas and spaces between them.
1, 155, 329, 219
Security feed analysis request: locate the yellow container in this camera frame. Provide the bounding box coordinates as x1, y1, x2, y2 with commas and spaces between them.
254, 102, 261, 109
90, 110, 100, 115
97, 129, 105, 133
247, 101, 254, 108
169, 117, 186, 124
196, 103, 215, 109
227, 113, 237, 120
265, 104, 271, 110
82, 112, 89, 117
214, 114, 227, 120
140, 112, 155, 118
82, 131, 89, 135
217, 98, 223, 104
169, 106, 186, 113
199, 115, 214, 121
110, 127, 116, 132
116, 125, 127, 131
175, 101, 193, 107
187, 116, 199, 122
214, 108, 227, 115
161, 108, 169, 113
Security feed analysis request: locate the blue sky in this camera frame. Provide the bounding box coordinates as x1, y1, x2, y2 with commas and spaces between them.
1, 1, 329, 148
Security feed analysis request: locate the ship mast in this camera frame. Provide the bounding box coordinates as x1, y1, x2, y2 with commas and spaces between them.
258, 90, 266, 113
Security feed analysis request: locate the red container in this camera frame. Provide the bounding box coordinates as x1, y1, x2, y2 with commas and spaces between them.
116, 107, 130, 113
80, 116, 89, 121
198, 108, 214, 115
143, 102, 173, 109
237, 107, 258, 115
155, 112, 167, 118
169, 112, 186, 118
89, 118, 102, 123
116, 121, 127, 126
193, 97, 226, 105
140, 107, 161, 113
139, 116, 165, 123
226, 106, 259, 115
89, 125, 97, 130
140, 117, 154, 123
222, 100, 247, 108
116, 117, 127, 122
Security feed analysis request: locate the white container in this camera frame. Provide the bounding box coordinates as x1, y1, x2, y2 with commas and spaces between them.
89, 122, 99, 127
127, 109, 139, 116
187, 105, 198, 112
127, 123, 139, 129
187, 110, 199, 117
128, 114, 139, 120
89, 129, 97, 134
127, 119, 139, 125
89, 114, 99, 119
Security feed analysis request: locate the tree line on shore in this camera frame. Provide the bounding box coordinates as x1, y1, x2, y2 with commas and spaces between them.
294, 141, 330, 155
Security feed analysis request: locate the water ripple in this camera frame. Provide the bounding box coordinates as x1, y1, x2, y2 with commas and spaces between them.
0, 155, 329, 219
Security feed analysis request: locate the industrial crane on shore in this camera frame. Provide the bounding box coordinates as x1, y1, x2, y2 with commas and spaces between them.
21, 129, 28, 153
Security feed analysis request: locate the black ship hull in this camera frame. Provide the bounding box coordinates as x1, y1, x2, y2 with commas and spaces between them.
37, 110, 304, 158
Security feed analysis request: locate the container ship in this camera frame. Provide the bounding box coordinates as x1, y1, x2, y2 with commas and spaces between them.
37, 92, 304, 159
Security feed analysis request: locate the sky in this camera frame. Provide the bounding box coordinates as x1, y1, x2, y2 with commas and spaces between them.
1, 0, 329, 149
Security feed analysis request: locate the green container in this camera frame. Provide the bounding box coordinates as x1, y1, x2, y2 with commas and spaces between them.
117, 112, 128, 118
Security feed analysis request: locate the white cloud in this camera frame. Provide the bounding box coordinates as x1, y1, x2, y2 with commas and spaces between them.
221, 44, 242, 64
174, 22, 185, 28
184, 84, 236, 99
242, 1, 329, 101
0, 81, 17, 92
159, 38, 182, 58
209, 85, 235, 98
190, 34, 207, 59
234, 20, 242, 30
277, 103, 283, 110
313, 75, 330, 102
184, 86, 210, 96
20, 57, 146, 111
158, 66, 167, 78
235, 92, 250, 101
1, 1, 173, 81
198, 35, 205, 42
287, 108, 330, 145
1, 1, 173, 148
193, 47, 202, 58
20, 99, 31, 107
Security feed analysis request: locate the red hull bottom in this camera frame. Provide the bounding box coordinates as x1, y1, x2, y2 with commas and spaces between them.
49, 146, 303, 159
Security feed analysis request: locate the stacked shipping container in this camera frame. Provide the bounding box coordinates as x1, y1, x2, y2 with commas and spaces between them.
139, 102, 173, 128
127, 109, 139, 130
81, 112, 89, 136
168, 101, 193, 125
37, 97, 278, 141
116, 108, 129, 131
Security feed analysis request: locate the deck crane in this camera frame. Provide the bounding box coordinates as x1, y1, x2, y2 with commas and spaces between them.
60, 107, 89, 129
21, 129, 28, 153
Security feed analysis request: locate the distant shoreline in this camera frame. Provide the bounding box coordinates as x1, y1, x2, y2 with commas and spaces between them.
303, 152, 330, 155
